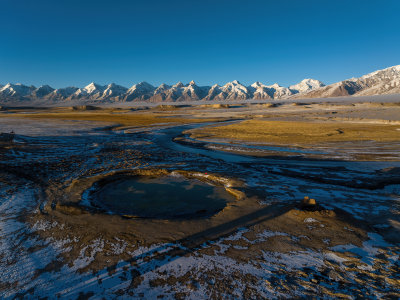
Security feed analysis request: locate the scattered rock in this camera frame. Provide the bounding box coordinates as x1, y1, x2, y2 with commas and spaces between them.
301, 196, 317, 210
55, 203, 86, 215
327, 270, 341, 282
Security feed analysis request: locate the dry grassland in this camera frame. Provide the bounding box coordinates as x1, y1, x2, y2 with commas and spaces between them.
3, 110, 221, 129
188, 119, 400, 145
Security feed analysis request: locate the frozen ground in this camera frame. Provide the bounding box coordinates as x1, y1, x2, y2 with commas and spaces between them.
0, 117, 399, 298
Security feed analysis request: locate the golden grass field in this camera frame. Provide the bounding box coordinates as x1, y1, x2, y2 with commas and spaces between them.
3, 102, 400, 148
188, 119, 400, 146
3, 109, 221, 129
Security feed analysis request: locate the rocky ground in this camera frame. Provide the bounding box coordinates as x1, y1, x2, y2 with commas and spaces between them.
0, 101, 399, 298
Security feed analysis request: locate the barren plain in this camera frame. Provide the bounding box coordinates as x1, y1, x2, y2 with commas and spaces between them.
0, 96, 400, 298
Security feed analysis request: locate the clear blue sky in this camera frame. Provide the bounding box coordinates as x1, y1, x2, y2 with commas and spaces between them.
0, 0, 399, 88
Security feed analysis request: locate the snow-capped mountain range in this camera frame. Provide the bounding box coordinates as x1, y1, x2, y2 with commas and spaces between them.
1, 65, 399, 103
293, 65, 400, 99
0, 79, 325, 103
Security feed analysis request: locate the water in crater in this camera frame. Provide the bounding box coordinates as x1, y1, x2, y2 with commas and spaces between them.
90, 174, 235, 219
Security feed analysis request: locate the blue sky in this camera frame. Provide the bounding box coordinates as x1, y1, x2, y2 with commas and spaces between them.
0, 0, 399, 88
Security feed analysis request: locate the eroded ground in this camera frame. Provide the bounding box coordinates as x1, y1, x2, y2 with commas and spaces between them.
0, 100, 400, 298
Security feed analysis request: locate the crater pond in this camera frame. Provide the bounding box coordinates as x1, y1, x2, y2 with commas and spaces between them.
89, 174, 236, 219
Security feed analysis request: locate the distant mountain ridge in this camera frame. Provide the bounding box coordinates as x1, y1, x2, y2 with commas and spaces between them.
1, 65, 399, 103
0, 79, 325, 103
293, 65, 400, 99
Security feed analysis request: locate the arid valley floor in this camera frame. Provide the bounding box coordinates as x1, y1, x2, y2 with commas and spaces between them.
1, 96, 400, 298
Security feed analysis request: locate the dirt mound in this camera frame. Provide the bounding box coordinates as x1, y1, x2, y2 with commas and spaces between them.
71, 105, 100, 111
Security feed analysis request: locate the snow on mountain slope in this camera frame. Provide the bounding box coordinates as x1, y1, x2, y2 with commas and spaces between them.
358, 65, 400, 82
124, 82, 155, 101
266, 83, 293, 99
152, 82, 183, 102
179, 81, 210, 101
144, 81, 210, 102
0, 83, 36, 98
102, 83, 128, 99
71, 82, 106, 100
203, 84, 223, 101
297, 65, 400, 99
154, 83, 171, 94
249, 82, 273, 100
46, 87, 79, 100
220, 80, 250, 100
289, 79, 325, 94
148, 83, 172, 102
355, 78, 400, 96
354, 65, 400, 96
31, 85, 55, 98
1, 65, 399, 103
296, 80, 362, 98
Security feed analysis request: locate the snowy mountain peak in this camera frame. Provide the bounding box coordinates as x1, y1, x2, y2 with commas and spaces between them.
251, 81, 265, 88
173, 82, 184, 88
38, 84, 54, 89
301, 78, 323, 85
393, 65, 400, 71
1, 64, 399, 102
31, 85, 55, 98
269, 83, 281, 88
359, 64, 400, 81
69, 82, 108, 99
2, 83, 33, 89
372, 64, 400, 74
102, 83, 128, 98
156, 83, 170, 90
52, 87, 79, 97
128, 82, 154, 92
0, 83, 36, 97
139, 81, 154, 88
106, 83, 117, 88
0, 83, 11, 91
289, 79, 325, 94
35, 84, 54, 93
84, 82, 104, 93
220, 80, 249, 99
123, 82, 154, 101
295, 65, 400, 99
